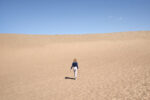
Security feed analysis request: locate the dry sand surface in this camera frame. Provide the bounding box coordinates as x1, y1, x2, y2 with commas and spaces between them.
0, 31, 150, 100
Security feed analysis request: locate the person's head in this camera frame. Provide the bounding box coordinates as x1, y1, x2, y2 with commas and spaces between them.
73, 58, 77, 62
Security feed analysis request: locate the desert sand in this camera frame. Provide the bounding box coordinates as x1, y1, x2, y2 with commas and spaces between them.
0, 31, 150, 100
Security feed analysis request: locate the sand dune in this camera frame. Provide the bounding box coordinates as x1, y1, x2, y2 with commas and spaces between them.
0, 31, 150, 100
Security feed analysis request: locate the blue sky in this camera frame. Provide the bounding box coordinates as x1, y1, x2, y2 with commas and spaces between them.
0, 0, 150, 34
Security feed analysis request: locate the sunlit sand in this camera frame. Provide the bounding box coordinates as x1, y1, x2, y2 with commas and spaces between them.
0, 31, 150, 100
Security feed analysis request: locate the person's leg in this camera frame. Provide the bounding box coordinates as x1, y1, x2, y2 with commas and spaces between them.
73, 68, 75, 78
74, 67, 77, 80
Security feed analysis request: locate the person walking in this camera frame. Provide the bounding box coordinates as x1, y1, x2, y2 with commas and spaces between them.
71, 58, 79, 80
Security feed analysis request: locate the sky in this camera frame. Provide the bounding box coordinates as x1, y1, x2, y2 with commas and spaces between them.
0, 0, 150, 35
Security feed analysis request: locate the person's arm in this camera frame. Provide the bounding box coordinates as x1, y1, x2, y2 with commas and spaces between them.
77, 63, 79, 69
71, 63, 73, 70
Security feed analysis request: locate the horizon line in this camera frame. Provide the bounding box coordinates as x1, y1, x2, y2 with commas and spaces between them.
0, 30, 150, 35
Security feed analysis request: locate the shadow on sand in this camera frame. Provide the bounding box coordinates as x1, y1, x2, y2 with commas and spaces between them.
65, 77, 75, 80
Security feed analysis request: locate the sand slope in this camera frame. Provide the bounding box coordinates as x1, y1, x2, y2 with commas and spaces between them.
0, 31, 150, 100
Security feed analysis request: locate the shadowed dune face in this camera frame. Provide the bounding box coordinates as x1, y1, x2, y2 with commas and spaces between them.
0, 31, 150, 100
